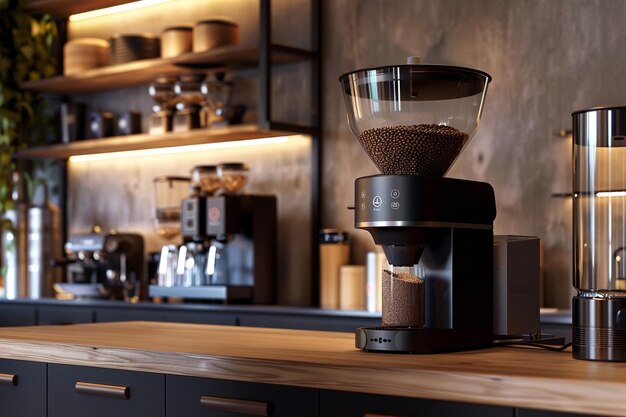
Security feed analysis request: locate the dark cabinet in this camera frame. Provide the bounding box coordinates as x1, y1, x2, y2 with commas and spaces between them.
0, 304, 37, 327
48, 364, 165, 417
94, 307, 168, 323
94, 307, 238, 326
166, 375, 318, 417
238, 312, 379, 332
319, 390, 511, 417
38, 306, 94, 325
164, 310, 238, 326
0, 359, 47, 417
0, 358, 601, 417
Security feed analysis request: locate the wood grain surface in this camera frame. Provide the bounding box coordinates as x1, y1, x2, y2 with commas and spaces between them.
0, 322, 621, 416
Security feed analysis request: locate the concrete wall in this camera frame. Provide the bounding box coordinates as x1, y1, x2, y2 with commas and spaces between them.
64, 0, 314, 306
322, 0, 626, 308
63, 0, 626, 308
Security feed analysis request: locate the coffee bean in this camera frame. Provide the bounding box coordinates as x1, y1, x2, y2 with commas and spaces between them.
358, 124, 468, 176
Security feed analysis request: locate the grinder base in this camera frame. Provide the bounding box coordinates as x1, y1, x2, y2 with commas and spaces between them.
356, 327, 492, 354
573, 295, 626, 361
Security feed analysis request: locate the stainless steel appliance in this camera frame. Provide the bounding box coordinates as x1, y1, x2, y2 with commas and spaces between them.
2, 172, 29, 299
150, 163, 276, 304
148, 75, 177, 134
573, 106, 626, 361
173, 73, 205, 132
339, 61, 494, 353
63, 231, 145, 301
27, 180, 62, 299
150, 193, 277, 304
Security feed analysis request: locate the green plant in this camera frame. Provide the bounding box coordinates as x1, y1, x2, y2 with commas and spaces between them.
0, 0, 57, 216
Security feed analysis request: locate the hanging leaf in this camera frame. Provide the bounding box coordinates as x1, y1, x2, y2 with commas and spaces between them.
0, 2, 57, 219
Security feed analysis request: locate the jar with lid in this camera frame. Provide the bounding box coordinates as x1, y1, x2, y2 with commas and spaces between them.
190, 165, 221, 196
319, 229, 349, 309
201, 73, 233, 126
173, 73, 206, 132
148, 75, 177, 134
217, 162, 249, 194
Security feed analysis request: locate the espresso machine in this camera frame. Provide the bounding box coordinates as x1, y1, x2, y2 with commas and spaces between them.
573, 106, 626, 361
62, 231, 145, 301
150, 164, 277, 304
339, 61, 495, 353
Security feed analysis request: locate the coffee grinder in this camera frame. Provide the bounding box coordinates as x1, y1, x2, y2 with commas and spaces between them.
572, 106, 626, 361
176, 164, 277, 304
339, 62, 494, 353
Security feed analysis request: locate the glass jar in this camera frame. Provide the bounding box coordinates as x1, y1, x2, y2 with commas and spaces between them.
191, 165, 221, 196
153, 176, 191, 241
381, 264, 424, 327
218, 162, 249, 194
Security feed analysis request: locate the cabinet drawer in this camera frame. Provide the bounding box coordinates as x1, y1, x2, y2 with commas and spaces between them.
0, 359, 46, 417
48, 364, 165, 417
167, 375, 317, 417
320, 390, 511, 417
238, 313, 380, 332
38, 306, 94, 325
0, 304, 37, 326
95, 308, 167, 322
164, 310, 238, 326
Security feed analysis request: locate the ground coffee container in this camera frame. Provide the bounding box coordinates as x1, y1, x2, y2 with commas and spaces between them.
319, 229, 349, 309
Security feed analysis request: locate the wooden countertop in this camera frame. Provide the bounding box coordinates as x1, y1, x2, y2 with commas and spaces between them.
0, 322, 619, 416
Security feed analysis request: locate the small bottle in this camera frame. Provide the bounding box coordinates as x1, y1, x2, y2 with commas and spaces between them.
319, 229, 349, 309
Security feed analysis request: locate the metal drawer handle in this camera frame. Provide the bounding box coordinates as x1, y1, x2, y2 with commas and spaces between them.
75, 381, 130, 400
0, 373, 17, 386
200, 395, 270, 416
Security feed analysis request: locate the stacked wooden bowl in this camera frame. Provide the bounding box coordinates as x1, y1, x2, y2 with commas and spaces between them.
64, 38, 109, 76
193, 18, 239, 52
109, 33, 161, 65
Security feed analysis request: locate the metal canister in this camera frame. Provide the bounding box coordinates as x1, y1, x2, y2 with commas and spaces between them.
27, 180, 62, 299
319, 229, 349, 309
2, 172, 28, 300
572, 106, 626, 361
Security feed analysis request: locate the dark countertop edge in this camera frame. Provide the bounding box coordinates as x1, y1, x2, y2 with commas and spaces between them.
0, 298, 573, 323
0, 297, 382, 318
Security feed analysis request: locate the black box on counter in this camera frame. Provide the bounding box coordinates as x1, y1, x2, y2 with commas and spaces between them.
61, 102, 86, 142
87, 111, 115, 139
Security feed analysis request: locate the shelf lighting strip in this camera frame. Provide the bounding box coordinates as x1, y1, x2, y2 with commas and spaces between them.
68, 0, 173, 22
68, 135, 302, 163
595, 191, 626, 198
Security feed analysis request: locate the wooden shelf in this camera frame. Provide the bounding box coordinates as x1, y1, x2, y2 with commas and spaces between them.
25, 0, 133, 18
21, 44, 312, 95
14, 124, 296, 159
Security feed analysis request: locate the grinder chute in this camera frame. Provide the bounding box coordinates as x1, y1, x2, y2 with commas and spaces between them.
339, 60, 496, 352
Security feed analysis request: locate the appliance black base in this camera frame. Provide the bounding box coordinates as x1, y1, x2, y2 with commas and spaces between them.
573, 296, 626, 361
355, 327, 493, 354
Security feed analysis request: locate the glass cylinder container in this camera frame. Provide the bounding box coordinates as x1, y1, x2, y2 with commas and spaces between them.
153, 176, 191, 241
218, 162, 249, 194
381, 264, 424, 327
148, 75, 178, 112
201, 76, 234, 123
573, 107, 626, 293
174, 73, 206, 110
191, 165, 221, 196
338, 64, 491, 176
